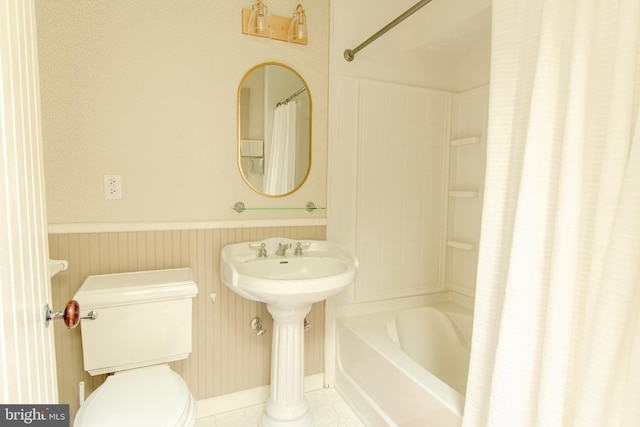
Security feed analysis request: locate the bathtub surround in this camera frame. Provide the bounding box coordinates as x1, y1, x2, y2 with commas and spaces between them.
328, 0, 491, 307
326, 3, 491, 422
447, 86, 489, 298
328, 78, 489, 306
464, 0, 640, 425
347, 79, 451, 302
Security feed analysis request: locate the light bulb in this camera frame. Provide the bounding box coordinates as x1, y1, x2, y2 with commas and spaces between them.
248, 0, 273, 38
288, 4, 307, 44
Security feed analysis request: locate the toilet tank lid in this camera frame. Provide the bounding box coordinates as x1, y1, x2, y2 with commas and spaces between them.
74, 268, 198, 309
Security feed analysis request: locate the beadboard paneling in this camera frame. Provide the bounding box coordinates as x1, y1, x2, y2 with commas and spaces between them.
49, 226, 326, 421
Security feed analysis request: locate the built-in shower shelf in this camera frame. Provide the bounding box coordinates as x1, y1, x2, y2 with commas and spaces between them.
451, 136, 481, 146
449, 190, 479, 198
447, 240, 476, 251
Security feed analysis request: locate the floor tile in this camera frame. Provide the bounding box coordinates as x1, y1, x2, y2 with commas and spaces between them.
194, 388, 365, 427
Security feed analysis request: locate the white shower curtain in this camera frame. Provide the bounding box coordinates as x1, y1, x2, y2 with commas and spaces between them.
463, 0, 640, 426
264, 102, 297, 194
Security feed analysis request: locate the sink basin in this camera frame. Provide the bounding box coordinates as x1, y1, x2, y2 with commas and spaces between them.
220, 238, 358, 306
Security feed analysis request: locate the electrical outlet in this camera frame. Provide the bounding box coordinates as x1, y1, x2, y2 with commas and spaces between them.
103, 175, 122, 199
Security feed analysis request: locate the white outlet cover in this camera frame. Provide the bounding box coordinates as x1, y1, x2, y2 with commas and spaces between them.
103, 174, 122, 199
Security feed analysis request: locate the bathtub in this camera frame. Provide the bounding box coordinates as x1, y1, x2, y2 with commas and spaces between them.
337, 302, 472, 427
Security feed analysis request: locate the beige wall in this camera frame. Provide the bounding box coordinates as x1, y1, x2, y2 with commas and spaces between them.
35, 1, 331, 421
49, 225, 326, 422
36, 0, 329, 224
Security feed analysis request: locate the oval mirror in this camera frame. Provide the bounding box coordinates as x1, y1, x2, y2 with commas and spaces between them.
237, 63, 311, 197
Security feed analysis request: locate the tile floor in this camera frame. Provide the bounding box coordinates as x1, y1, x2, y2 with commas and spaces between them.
194, 388, 367, 427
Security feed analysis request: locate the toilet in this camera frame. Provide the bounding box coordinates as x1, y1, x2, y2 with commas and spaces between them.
72, 268, 198, 427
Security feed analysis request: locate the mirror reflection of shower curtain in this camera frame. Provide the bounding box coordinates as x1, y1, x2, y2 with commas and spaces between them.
265, 102, 297, 194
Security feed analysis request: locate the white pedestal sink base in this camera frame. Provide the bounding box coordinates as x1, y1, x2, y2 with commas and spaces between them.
260, 304, 315, 427
221, 239, 358, 427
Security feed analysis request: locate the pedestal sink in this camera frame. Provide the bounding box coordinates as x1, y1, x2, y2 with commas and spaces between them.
221, 238, 358, 427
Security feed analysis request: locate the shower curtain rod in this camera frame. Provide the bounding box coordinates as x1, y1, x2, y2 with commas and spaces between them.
344, 0, 435, 62
277, 86, 307, 107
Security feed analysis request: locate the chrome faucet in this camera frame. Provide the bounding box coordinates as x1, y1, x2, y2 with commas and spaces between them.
257, 243, 267, 258
275, 243, 291, 256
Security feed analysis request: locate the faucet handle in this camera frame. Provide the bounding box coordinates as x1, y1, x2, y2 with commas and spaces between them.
294, 242, 303, 256
257, 243, 267, 258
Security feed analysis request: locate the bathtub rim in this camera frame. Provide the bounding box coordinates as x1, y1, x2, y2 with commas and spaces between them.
336, 301, 473, 424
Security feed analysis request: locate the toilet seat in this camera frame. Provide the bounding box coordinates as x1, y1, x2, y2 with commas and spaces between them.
74, 364, 196, 427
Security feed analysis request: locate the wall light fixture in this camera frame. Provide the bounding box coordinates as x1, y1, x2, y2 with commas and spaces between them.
247, 0, 273, 38
288, 4, 308, 44
242, 2, 308, 45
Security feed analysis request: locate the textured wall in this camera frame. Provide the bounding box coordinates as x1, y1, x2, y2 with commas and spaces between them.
35, 0, 329, 223
49, 225, 326, 422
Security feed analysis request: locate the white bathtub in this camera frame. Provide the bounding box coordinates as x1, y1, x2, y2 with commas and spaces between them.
337, 302, 472, 427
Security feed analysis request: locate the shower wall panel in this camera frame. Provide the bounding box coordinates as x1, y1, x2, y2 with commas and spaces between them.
353, 79, 451, 302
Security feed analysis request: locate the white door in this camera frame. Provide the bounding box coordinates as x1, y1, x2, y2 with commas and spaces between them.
0, 0, 58, 403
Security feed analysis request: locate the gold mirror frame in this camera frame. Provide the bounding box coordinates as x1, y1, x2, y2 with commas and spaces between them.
237, 62, 312, 197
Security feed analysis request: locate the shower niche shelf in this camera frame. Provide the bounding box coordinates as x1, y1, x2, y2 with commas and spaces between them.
451, 136, 480, 146
448, 190, 479, 198
447, 240, 476, 251
446, 87, 489, 298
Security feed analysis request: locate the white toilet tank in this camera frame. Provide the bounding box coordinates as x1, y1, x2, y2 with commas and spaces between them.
74, 268, 198, 375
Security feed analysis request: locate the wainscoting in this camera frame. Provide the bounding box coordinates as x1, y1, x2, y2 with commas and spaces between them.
49, 225, 326, 421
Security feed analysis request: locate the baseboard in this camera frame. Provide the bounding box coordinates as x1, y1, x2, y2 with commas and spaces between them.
196, 373, 325, 419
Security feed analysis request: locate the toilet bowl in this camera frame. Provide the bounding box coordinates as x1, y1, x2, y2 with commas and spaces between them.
74, 365, 196, 427
72, 268, 198, 427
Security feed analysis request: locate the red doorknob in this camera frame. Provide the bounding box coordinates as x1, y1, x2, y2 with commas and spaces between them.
63, 300, 80, 329
45, 300, 81, 329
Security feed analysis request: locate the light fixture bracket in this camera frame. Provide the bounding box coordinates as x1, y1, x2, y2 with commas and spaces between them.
242, 8, 308, 45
